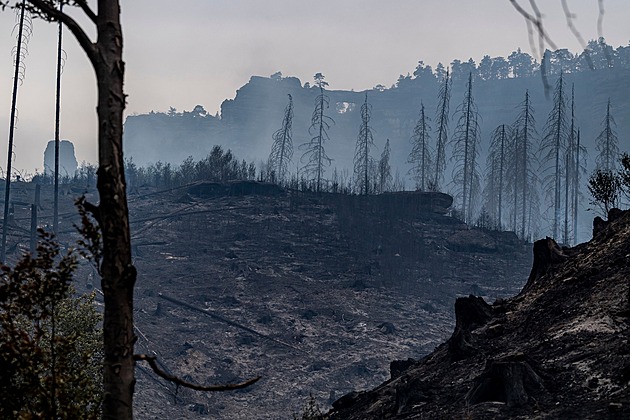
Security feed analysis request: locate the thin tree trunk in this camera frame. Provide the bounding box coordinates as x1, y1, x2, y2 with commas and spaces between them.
462, 75, 472, 222
1, 0, 26, 263
520, 93, 529, 239
53, 2, 63, 235
317, 86, 324, 193
573, 130, 580, 245
498, 125, 505, 229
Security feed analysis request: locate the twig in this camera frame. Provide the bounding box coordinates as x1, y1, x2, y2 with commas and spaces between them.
134, 354, 261, 392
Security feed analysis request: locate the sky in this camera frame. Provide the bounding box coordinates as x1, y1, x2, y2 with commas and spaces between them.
0, 0, 628, 174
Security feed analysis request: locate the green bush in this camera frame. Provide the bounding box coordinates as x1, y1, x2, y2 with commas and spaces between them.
0, 231, 102, 419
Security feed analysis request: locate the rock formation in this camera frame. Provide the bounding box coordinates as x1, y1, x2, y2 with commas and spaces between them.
43, 139, 78, 177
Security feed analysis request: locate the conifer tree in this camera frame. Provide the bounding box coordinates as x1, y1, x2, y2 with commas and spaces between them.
433, 68, 451, 189
354, 92, 375, 195
301, 73, 334, 192
268, 94, 294, 183
595, 98, 619, 172
540, 73, 569, 239
563, 85, 587, 244
408, 102, 433, 191
451, 73, 481, 223
484, 124, 510, 228
379, 139, 393, 193
510, 90, 538, 239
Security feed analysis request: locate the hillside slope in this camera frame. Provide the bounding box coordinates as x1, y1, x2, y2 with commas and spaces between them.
327, 209, 630, 419
120, 185, 531, 418
0, 181, 533, 418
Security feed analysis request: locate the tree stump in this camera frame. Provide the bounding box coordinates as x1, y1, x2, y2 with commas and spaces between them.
466, 356, 545, 407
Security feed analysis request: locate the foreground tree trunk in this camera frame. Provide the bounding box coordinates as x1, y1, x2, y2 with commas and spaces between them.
94, 3, 137, 418
18, 0, 136, 417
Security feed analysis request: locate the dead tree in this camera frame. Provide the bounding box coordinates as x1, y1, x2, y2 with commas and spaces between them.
3, 1, 256, 418
451, 72, 481, 223
267, 94, 294, 184
1, 0, 32, 262
353, 92, 375, 195
408, 102, 433, 191
433, 68, 451, 189
301, 73, 334, 192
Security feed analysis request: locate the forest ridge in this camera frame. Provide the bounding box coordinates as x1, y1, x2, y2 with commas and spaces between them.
124, 41, 630, 243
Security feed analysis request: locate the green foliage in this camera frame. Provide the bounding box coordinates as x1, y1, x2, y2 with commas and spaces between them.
619, 152, 630, 199
0, 231, 102, 419
588, 169, 621, 215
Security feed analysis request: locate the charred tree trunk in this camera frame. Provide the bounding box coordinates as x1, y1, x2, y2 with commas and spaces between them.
94, 3, 137, 418
521, 237, 566, 295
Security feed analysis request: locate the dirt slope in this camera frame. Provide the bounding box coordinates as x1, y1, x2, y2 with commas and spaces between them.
327, 210, 630, 419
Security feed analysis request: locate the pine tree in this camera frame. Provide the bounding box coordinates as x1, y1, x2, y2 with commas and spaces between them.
484, 124, 510, 228
301, 73, 334, 192
354, 92, 375, 195
510, 90, 538, 239
379, 139, 393, 193
433, 68, 451, 189
408, 102, 433, 191
451, 73, 481, 223
563, 85, 587, 244
268, 94, 294, 184
540, 73, 569, 239
595, 98, 619, 172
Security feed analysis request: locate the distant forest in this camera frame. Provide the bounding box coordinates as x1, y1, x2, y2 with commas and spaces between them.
121, 40, 630, 243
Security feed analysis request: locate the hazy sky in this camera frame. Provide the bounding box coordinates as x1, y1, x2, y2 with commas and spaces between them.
0, 0, 628, 173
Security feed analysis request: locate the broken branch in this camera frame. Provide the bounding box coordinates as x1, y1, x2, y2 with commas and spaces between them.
133, 354, 261, 391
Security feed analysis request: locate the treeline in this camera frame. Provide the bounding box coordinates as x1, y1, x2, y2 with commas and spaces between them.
263, 65, 626, 245
396, 38, 629, 87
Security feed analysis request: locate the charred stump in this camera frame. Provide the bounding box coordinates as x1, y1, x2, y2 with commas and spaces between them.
521, 237, 566, 295
448, 295, 493, 361
390, 358, 416, 379
466, 355, 545, 407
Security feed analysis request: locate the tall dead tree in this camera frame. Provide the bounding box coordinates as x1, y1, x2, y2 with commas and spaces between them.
2, 1, 136, 417
408, 102, 432, 191
540, 73, 568, 239
563, 84, 586, 244
378, 139, 393, 193
484, 124, 510, 228
510, 90, 538, 239
1, 0, 31, 262
267, 94, 294, 184
595, 98, 619, 172
451, 72, 481, 223
53, 1, 62, 235
1, 2, 260, 418
353, 92, 375, 195
433, 68, 451, 189
301, 73, 334, 192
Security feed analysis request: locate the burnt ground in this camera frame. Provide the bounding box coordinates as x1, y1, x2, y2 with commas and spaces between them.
2, 182, 532, 419
327, 210, 630, 419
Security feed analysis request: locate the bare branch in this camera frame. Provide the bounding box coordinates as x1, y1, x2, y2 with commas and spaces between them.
560, 0, 587, 50
134, 354, 261, 392
508, 0, 557, 51
25, 0, 97, 66
73, 0, 96, 23
597, 0, 604, 39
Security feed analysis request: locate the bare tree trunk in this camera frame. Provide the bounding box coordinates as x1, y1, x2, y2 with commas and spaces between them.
95, 3, 136, 418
